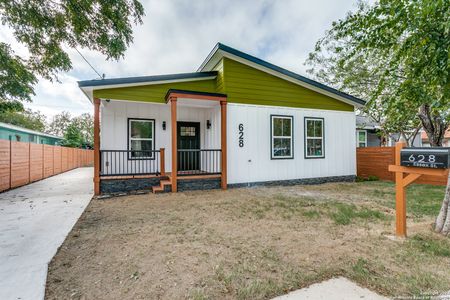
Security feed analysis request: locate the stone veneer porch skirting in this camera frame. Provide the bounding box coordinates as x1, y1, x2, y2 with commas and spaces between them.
227, 175, 356, 188
100, 175, 355, 195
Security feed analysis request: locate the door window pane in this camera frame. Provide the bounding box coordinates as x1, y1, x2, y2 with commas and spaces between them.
180, 126, 196, 136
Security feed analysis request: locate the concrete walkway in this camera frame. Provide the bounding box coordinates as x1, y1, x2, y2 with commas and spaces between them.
273, 277, 388, 300
0, 167, 93, 300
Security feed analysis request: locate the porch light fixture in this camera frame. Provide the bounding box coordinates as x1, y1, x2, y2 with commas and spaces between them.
207, 120, 211, 129
162, 121, 166, 130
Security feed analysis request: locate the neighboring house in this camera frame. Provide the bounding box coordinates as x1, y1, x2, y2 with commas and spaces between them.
421, 129, 450, 147
0, 122, 62, 145
78, 43, 366, 195
356, 115, 382, 147
355, 115, 422, 147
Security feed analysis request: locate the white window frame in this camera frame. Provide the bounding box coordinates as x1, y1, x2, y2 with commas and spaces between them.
304, 117, 325, 159
128, 118, 155, 159
357, 130, 367, 148
271, 115, 294, 159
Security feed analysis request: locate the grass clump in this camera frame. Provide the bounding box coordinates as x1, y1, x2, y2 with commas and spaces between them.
409, 234, 450, 257
329, 203, 386, 225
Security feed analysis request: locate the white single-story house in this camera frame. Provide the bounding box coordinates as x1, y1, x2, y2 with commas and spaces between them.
78, 43, 366, 195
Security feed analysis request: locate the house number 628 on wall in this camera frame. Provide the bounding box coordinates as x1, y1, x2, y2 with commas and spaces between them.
238, 124, 244, 147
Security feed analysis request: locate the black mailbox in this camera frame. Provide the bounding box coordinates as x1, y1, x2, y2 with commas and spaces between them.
400, 147, 450, 169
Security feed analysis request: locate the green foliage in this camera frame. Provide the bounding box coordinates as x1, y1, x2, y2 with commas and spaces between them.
306, 0, 449, 142
61, 122, 83, 147
72, 113, 94, 146
0, 108, 46, 131
356, 175, 379, 182
0, 0, 144, 101
47, 111, 72, 138
0, 100, 24, 113
52, 112, 93, 147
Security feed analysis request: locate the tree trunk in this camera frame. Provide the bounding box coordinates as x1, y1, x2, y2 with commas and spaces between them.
417, 104, 446, 147
416, 104, 450, 235
435, 171, 450, 235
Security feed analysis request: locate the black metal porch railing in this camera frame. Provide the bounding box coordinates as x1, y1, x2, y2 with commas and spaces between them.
177, 149, 221, 176
100, 150, 161, 176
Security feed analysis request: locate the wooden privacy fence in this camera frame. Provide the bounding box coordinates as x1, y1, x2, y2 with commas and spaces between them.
357, 147, 448, 186
0, 140, 94, 192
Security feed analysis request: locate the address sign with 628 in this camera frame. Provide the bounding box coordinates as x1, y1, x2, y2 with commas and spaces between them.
400, 148, 450, 169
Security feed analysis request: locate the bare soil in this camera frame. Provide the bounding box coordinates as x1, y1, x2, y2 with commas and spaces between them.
46, 181, 450, 300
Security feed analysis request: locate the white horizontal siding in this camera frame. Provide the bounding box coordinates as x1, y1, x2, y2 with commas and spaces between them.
227, 103, 356, 184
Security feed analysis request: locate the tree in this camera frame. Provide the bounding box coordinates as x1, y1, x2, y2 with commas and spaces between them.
306, 0, 450, 235
0, 108, 46, 131
72, 113, 94, 147
0, 0, 144, 102
48, 112, 93, 147
61, 122, 83, 148
47, 111, 72, 137
0, 100, 24, 113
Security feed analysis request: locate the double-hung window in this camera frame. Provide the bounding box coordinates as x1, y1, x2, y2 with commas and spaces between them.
305, 117, 324, 158
357, 130, 367, 147
128, 119, 155, 159
271, 115, 293, 159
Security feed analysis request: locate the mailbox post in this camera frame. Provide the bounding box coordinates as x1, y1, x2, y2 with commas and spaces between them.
388, 142, 449, 237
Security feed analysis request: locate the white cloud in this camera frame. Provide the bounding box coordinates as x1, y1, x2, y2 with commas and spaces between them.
10, 0, 360, 119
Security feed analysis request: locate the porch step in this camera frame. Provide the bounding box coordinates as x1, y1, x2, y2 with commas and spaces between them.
151, 177, 172, 193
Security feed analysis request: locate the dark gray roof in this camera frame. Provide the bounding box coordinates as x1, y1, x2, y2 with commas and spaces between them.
78, 71, 218, 88
199, 43, 366, 106
356, 115, 380, 129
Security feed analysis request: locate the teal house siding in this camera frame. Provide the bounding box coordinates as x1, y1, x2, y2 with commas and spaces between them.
0, 123, 62, 145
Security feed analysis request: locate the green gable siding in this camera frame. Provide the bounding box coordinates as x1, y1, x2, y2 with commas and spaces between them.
213, 60, 225, 94
93, 79, 217, 103
217, 58, 353, 112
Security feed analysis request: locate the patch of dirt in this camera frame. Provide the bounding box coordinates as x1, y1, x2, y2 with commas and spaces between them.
46, 182, 450, 300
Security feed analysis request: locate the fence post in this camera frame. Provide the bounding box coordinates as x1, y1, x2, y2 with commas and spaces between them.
28, 142, 31, 183
42, 144, 45, 179
52, 146, 55, 175
160, 148, 165, 176
9, 140, 11, 189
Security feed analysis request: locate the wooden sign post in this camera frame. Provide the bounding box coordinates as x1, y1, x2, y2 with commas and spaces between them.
388, 142, 449, 237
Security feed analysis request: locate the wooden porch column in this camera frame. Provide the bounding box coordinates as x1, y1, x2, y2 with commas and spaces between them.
220, 100, 227, 190
170, 98, 178, 192
93, 98, 101, 195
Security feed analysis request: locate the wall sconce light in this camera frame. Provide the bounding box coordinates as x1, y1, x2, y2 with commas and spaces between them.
207, 120, 211, 129
162, 121, 166, 130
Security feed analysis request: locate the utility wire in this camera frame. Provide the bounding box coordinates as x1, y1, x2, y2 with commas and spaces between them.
75, 48, 104, 79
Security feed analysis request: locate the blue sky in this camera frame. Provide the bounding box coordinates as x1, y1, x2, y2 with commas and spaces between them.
3, 0, 359, 119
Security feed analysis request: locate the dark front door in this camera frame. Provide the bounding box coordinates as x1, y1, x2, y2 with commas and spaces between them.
177, 122, 200, 172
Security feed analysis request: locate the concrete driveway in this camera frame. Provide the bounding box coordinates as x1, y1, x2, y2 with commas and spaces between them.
0, 167, 93, 300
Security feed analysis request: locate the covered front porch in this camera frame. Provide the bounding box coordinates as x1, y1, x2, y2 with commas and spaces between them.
92, 89, 227, 195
